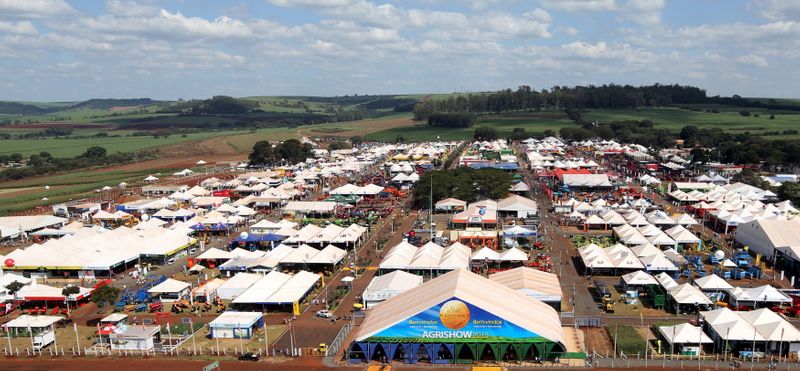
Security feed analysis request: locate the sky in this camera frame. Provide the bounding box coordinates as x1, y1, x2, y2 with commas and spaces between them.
0, 0, 798, 101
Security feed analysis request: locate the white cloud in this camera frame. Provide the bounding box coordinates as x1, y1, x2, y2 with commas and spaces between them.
624, 0, 666, 24
0, 0, 75, 19
268, 0, 356, 7
69, 10, 254, 41
541, 0, 616, 12
751, 0, 800, 21
541, 0, 664, 25
559, 26, 579, 36
0, 21, 38, 35
736, 53, 769, 67
524, 8, 552, 23
106, 0, 160, 18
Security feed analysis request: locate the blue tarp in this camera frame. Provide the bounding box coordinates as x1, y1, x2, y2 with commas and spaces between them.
231, 234, 285, 243
468, 162, 519, 170
191, 222, 230, 231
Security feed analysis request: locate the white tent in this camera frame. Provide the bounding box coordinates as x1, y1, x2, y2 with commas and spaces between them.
363, 271, 423, 309
728, 285, 792, 307
665, 225, 701, 245
621, 270, 658, 286
655, 272, 679, 289
471, 246, 500, 261
669, 283, 713, 305
498, 247, 528, 262
659, 323, 713, 345
216, 273, 261, 300
693, 274, 733, 291
640, 253, 678, 271
675, 213, 699, 226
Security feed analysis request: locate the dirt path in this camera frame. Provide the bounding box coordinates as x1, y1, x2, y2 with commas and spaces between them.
584, 327, 614, 357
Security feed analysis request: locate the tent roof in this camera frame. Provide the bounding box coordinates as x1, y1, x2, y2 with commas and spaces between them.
702, 308, 765, 341
355, 269, 565, 347
659, 323, 713, 344
640, 253, 678, 271
669, 283, 713, 304
231, 271, 292, 304
148, 278, 191, 294
655, 272, 678, 289
489, 267, 562, 298
694, 274, 733, 290
498, 247, 528, 261
197, 247, 232, 260
363, 271, 424, 302
728, 285, 792, 303
471, 246, 500, 261
2, 315, 62, 329
621, 270, 658, 286
210, 311, 263, 327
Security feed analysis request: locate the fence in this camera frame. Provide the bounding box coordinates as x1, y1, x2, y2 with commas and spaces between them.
563, 317, 602, 328
326, 322, 353, 357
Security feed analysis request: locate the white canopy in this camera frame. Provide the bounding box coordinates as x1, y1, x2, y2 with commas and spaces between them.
640, 253, 678, 271
659, 323, 713, 345
621, 270, 658, 286
655, 272, 679, 289
669, 283, 713, 305
694, 274, 733, 291
728, 285, 792, 305
148, 278, 190, 294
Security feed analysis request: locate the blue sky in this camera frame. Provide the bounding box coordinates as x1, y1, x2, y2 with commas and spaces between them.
0, 0, 798, 101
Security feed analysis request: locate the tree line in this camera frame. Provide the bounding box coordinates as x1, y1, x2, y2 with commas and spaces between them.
412, 84, 800, 120
0, 146, 157, 181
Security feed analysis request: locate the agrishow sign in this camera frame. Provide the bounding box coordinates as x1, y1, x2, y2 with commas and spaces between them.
367, 298, 547, 343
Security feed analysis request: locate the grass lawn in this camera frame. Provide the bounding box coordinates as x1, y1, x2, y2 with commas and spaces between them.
583, 107, 800, 134
0, 129, 251, 157
365, 111, 571, 142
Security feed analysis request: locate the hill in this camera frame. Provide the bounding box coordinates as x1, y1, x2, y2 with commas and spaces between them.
70, 98, 165, 110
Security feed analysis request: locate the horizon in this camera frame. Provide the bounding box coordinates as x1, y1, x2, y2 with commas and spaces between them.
0, 0, 799, 101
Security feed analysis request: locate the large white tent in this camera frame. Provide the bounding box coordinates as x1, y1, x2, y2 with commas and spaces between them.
489, 267, 562, 309
363, 271, 423, 309
5, 225, 195, 272
727, 285, 792, 307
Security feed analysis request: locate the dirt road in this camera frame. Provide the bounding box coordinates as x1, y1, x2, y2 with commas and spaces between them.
0, 357, 356, 371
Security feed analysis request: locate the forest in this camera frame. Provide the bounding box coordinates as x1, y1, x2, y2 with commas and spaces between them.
412, 84, 800, 120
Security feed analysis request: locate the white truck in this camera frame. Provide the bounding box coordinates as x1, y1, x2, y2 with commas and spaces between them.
32, 330, 55, 351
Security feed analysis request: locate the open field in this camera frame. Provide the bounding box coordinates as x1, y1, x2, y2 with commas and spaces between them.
0, 117, 412, 215
0, 168, 162, 215
0, 130, 252, 158
365, 111, 572, 141
583, 107, 800, 134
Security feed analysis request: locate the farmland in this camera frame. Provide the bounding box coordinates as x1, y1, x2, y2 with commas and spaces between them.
0, 130, 251, 158
0, 168, 162, 216
582, 106, 800, 135
366, 111, 572, 142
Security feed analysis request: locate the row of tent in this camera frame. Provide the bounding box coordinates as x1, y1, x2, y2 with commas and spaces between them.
379, 241, 471, 271
198, 243, 348, 272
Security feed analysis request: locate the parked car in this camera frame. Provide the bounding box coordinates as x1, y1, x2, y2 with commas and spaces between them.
316, 309, 333, 318
188, 248, 197, 255
167, 258, 176, 265
238, 352, 260, 361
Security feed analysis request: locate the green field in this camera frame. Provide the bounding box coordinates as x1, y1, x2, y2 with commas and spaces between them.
0, 130, 251, 157
365, 111, 572, 141
583, 107, 800, 134
0, 168, 166, 216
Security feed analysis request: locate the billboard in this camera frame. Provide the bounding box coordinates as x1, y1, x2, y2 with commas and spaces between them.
367, 297, 547, 343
